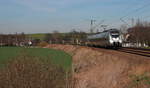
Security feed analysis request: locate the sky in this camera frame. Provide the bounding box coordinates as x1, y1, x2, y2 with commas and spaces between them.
0, 0, 150, 34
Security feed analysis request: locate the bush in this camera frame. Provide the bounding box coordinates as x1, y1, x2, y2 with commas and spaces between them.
37, 41, 48, 47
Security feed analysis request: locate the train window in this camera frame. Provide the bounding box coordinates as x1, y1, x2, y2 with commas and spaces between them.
111, 31, 119, 34
111, 34, 119, 38
110, 30, 120, 38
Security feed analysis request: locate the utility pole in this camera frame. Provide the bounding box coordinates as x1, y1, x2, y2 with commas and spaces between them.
90, 19, 96, 33
101, 25, 107, 31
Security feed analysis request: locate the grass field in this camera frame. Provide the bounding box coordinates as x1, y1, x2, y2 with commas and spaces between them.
0, 47, 72, 70
27, 33, 46, 40
0, 47, 72, 87
26, 33, 69, 40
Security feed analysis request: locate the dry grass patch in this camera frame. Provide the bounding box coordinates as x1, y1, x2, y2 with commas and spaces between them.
47, 44, 150, 88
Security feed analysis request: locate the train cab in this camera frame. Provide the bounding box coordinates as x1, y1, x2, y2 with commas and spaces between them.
109, 29, 122, 47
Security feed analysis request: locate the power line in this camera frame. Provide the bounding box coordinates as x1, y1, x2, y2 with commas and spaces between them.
118, 2, 150, 27
121, 2, 150, 19
92, 20, 105, 30
120, 18, 130, 27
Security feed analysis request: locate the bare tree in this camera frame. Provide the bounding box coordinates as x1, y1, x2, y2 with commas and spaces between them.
127, 20, 150, 47
51, 30, 62, 44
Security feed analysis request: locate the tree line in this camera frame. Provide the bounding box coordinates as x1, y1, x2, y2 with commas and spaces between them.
0, 33, 28, 46
0, 30, 88, 46
44, 30, 87, 45
126, 20, 150, 47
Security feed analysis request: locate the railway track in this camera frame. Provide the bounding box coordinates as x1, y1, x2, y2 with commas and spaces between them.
118, 47, 150, 57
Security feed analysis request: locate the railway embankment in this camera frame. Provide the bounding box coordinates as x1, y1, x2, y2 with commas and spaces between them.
46, 44, 150, 88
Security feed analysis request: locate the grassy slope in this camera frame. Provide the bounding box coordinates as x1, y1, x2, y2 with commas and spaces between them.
0, 47, 72, 70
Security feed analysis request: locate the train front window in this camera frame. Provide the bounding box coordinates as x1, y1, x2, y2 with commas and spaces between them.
110, 31, 120, 38
111, 34, 119, 38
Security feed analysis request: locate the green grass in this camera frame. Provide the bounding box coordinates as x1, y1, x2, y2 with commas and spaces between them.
0, 47, 22, 66
128, 73, 150, 88
26, 33, 69, 40
27, 33, 46, 40
0, 47, 72, 70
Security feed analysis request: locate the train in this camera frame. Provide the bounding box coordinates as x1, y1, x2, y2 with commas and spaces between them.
85, 29, 123, 48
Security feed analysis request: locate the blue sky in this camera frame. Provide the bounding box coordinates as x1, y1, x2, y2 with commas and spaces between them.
0, 0, 150, 33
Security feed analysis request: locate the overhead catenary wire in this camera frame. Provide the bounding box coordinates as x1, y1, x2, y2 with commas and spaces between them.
118, 1, 150, 27
106, 1, 148, 27
120, 2, 150, 19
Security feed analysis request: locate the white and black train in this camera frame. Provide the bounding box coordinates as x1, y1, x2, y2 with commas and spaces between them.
86, 29, 123, 47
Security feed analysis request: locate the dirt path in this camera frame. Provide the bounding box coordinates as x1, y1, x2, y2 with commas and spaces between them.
46, 44, 150, 88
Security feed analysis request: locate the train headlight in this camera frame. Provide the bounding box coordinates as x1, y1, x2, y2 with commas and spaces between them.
109, 39, 114, 44
119, 40, 122, 43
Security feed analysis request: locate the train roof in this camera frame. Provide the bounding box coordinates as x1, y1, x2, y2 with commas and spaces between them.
87, 29, 120, 36
95, 29, 119, 34
103, 29, 119, 32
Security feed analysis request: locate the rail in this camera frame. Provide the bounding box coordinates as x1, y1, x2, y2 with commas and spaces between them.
118, 48, 150, 57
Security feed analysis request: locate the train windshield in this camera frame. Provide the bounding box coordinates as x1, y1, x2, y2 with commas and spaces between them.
110, 31, 119, 38
111, 34, 119, 38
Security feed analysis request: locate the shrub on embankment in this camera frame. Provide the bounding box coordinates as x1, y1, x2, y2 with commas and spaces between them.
37, 41, 49, 47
